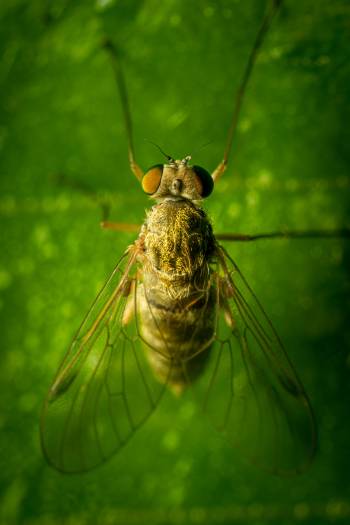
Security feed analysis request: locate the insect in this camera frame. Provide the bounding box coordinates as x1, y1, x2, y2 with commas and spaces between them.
40, 0, 327, 475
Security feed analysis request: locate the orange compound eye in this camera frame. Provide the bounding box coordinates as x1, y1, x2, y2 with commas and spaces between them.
141, 164, 163, 194
193, 165, 214, 198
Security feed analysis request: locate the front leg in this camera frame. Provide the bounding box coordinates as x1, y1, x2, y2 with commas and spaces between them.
218, 274, 236, 330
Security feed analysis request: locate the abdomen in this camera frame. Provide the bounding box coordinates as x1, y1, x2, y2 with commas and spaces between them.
139, 281, 216, 392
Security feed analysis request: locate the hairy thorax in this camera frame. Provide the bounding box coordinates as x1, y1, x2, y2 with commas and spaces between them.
143, 199, 215, 278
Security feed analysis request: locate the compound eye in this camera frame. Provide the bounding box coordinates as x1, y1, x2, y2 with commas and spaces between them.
142, 164, 163, 194
193, 165, 214, 198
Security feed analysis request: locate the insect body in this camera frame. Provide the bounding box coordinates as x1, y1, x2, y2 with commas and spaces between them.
41, 154, 316, 475
41, 1, 318, 475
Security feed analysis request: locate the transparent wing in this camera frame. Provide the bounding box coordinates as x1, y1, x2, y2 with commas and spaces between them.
40, 245, 168, 473
193, 245, 317, 475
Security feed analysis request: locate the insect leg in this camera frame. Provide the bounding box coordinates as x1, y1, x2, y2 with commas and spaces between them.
52, 173, 142, 230
218, 275, 236, 329
100, 221, 140, 233
211, 0, 283, 183
52, 171, 111, 221
121, 278, 136, 326
215, 228, 350, 242
103, 39, 144, 182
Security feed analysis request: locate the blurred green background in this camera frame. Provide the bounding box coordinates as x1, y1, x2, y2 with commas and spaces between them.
1, 0, 350, 523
